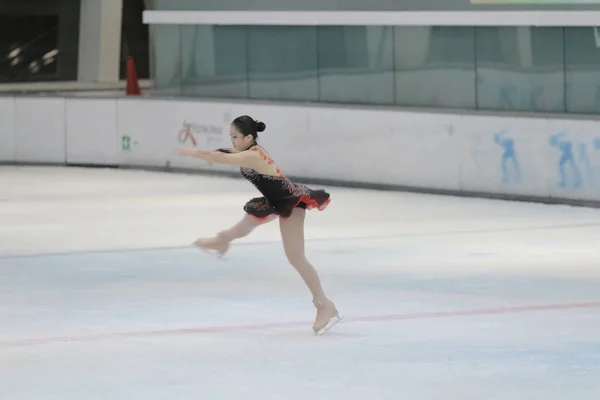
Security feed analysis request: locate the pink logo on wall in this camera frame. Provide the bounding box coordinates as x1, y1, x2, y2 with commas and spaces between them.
178, 121, 224, 148
178, 122, 198, 146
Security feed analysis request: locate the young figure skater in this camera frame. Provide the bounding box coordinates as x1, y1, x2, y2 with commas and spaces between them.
177, 115, 341, 335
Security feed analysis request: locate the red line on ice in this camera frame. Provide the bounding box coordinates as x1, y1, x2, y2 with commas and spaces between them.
2, 301, 599, 348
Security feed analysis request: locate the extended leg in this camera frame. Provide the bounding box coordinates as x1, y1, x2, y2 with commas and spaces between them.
279, 208, 340, 334
195, 214, 276, 256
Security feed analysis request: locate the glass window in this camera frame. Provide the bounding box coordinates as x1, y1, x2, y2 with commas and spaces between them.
180, 25, 248, 98
394, 26, 476, 109
475, 27, 565, 113
148, 23, 600, 116
317, 26, 394, 105
152, 24, 182, 95
565, 27, 600, 114
0, 15, 60, 82
246, 26, 318, 102
119, 0, 150, 80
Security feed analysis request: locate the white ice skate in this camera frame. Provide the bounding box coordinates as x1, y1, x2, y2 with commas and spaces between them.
312, 298, 343, 336
193, 234, 229, 259
313, 313, 344, 336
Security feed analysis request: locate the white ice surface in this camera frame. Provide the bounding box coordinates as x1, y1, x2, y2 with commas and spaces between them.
1, 166, 599, 400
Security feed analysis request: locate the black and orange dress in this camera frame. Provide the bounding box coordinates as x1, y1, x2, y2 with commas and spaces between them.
217, 143, 331, 221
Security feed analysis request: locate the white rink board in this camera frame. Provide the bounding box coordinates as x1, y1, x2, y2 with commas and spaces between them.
306, 107, 461, 189
65, 99, 119, 165
116, 99, 239, 173
0, 97, 15, 162
459, 115, 552, 197
14, 97, 66, 163
3, 95, 600, 203
116, 99, 176, 168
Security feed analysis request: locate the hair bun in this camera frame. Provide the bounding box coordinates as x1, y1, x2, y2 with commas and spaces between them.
256, 121, 266, 132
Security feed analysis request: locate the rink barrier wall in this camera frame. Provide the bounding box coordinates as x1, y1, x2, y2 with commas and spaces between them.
2, 95, 600, 207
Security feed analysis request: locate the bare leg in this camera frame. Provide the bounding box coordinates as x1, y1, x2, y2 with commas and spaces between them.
279, 208, 338, 332
195, 214, 276, 256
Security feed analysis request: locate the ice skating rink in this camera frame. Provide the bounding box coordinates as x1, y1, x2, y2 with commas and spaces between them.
1, 166, 600, 400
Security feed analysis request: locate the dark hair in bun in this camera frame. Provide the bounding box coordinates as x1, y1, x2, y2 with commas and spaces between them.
232, 115, 266, 140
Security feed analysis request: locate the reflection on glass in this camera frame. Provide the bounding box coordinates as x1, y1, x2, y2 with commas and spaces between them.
152, 24, 182, 95
476, 27, 565, 113
565, 27, 600, 114
394, 27, 476, 109
0, 15, 61, 82
246, 26, 318, 101
181, 25, 248, 98
318, 26, 394, 105
148, 22, 600, 117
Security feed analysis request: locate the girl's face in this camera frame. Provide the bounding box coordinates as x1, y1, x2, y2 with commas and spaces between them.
230, 125, 254, 151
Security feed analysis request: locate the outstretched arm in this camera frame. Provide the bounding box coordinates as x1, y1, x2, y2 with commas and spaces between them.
178, 148, 259, 169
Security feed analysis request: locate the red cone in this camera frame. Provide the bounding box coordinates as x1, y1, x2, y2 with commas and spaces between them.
126, 56, 141, 96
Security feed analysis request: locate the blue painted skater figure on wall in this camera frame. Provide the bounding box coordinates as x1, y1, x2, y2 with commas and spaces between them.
550, 132, 581, 188
577, 138, 600, 188
494, 130, 521, 183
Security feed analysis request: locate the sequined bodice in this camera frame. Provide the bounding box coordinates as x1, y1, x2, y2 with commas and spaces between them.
240, 167, 305, 202
230, 144, 329, 218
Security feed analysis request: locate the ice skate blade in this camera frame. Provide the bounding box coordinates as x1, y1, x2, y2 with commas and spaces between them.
193, 243, 227, 260
314, 315, 344, 336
